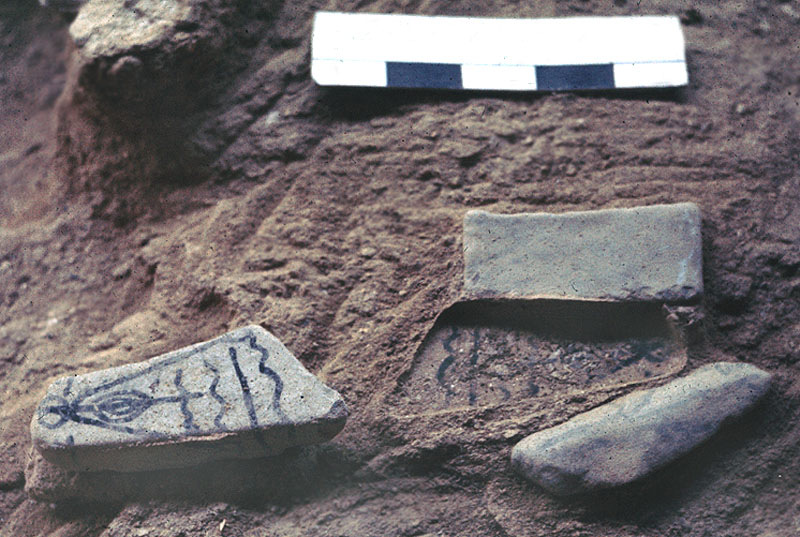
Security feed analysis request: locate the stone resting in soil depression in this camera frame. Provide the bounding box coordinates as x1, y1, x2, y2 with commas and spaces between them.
511, 361, 772, 496
27, 202, 773, 501
30, 325, 348, 472
463, 202, 703, 302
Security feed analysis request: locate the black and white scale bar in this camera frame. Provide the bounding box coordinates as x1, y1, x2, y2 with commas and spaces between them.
311, 12, 688, 91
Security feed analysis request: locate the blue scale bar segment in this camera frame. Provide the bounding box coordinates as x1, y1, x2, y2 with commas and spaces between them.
535, 64, 614, 91
384, 62, 616, 90
386, 62, 463, 89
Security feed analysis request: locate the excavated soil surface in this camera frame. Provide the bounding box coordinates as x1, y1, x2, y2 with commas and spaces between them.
1, 1, 799, 536
393, 300, 685, 412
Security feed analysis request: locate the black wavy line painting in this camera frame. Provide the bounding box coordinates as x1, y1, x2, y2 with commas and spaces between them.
424, 323, 679, 410
37, 331, 287, 437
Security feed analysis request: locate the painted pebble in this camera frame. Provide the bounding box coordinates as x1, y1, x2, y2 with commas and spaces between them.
31, 325, 348, 472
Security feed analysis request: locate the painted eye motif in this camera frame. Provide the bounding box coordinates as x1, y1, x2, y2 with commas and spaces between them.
38, 395, 71, 429
91, 390, 152, 423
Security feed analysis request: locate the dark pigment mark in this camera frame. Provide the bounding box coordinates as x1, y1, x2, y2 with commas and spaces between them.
437, 356, 455, 392
63, 377, 73, 398
174, 369, 199, 432
469, 329, 480, 367
40, 388, 204, 435
496, 384, 511, 401
228, 346, 259, 429
424, 323, 677, 409
436, 327, 459, 396
242, 334, 288, 423
38, 329, 287, 438
468, 329, 481, 406
72, 337, 221, 402
203, 359, 227, 430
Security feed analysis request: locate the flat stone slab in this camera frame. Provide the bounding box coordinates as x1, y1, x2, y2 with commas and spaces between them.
463, 203, 703, 302
31, 325, 347, 472
511, 362, 771, 496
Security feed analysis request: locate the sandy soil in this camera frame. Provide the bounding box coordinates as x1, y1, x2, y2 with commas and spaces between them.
1, 0, 799, 536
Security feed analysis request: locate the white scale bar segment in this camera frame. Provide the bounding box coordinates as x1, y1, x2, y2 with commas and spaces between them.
613, 61, 689, 88
311, 12, 688, 91
312, 59, 388, 87
461, 64, 537, 91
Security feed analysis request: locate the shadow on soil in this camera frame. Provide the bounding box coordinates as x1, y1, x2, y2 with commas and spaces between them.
550, 390, 789, 526
314, 85, 684, 122
434, 299, 677, 341
43, 443, 362, 509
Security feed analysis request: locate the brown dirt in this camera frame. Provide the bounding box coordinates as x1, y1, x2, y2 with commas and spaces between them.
1, 0, 799, 536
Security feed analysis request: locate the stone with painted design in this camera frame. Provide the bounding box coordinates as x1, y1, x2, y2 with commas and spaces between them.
30, 325, 347, 472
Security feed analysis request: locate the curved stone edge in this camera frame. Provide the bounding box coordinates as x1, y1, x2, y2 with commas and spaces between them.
510, 362, 772, 496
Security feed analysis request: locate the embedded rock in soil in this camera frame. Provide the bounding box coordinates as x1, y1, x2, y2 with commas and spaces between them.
463, 203, 703, 302
67, 0, 261, 111
30, 325, 348, 472
511, 362, 771, 496
70, 0, 193, 60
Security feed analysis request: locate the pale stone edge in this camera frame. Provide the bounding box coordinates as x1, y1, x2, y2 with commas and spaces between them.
36, 411, 347, 472
462, 202, 703, 302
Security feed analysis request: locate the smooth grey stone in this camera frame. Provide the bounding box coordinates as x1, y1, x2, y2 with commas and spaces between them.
463, 203, 703, 302
511, 362, 771, 496
30, 325, 347, 472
